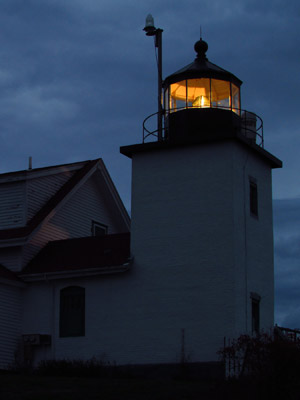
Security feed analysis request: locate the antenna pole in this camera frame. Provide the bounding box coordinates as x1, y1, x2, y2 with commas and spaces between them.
28, 156, 32, 170
156, 29, 163, 141
143, 15, 163, 141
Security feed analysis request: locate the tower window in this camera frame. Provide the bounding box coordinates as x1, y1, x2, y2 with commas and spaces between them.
92, 221, 108, 236
249, 179, 258, 217
251, 293, 261, 335
59, 286, 85, 337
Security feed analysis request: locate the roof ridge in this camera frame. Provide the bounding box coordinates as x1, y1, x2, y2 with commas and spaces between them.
0, 158, 101, 179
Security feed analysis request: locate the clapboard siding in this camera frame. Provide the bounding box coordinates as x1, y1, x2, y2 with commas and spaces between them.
51, 174, 120, 238
0, 182, 25, 228
22, 174, 122, 266
27, 171, 75, 221
0, 283, 22, 369
0, 247, 22, 272
0, 160, 130, 368
22, 282, 52, 334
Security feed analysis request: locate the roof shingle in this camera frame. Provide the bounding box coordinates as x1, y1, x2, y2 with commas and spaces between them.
21, 232, 130, 275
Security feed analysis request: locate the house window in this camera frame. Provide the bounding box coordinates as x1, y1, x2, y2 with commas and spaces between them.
91, 221, 108, 236
251, 293, 261, 335
249, 178, 258, 217
59, 286, 85, 337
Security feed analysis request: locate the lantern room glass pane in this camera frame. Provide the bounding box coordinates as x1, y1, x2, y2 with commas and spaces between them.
164, 87, 169, 113
232, 84, 240, 115
166, 78, 240, 115
211, 79, 230, 109
187, 78, 210, 108
170, 80, 187, 111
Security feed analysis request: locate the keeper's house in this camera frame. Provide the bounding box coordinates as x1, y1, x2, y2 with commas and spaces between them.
0, 159, 130, 368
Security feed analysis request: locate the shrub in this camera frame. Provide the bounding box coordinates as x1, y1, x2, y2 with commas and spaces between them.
37, 357, 113, 377
219, 331, 300, 397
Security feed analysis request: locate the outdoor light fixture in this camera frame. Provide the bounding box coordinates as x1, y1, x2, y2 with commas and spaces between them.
193, 94, 210, 108
143, 14, 156, 36
143, 14, 163, 141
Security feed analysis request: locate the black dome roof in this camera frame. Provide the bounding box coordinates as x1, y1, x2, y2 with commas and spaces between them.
163, 39, 242, 88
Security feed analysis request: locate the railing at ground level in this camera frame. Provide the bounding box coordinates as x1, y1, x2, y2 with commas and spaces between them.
274, 325, 300, 342
222, 326, 300, 379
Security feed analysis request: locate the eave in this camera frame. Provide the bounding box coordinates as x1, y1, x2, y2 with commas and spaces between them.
120, 131, 282, 169
19, 260, 132, 282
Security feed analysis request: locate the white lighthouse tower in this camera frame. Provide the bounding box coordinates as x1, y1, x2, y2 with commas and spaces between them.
120, 33, 282, 365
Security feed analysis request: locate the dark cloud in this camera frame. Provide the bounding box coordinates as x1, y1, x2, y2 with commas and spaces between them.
0, 0, 298, 325
274, 199, 300, 327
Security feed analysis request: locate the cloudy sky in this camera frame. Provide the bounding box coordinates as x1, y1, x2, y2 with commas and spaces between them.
0, 0, 299, 328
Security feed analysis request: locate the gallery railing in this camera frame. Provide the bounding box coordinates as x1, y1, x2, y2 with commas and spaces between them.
143, 107, 264, 148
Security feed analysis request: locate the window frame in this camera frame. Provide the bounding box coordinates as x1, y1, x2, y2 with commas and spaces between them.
91, 220, 108, 236
249, 177, 258, 218
59, 286, 85, 338
250, 292, 261, 335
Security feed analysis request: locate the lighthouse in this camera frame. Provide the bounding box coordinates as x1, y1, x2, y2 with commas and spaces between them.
120, 28, 282, 364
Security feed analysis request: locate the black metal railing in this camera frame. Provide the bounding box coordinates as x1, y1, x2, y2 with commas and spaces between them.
142, 106, 264, 147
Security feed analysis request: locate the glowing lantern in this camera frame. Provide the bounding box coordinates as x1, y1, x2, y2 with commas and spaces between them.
163, 39, 242, 115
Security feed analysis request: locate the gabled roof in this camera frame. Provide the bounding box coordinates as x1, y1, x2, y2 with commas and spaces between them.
20, 233, 131, 278
0, 159, 90, 183
0, 158, 122, 241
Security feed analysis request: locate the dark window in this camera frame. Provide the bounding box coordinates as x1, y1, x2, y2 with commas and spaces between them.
249, 179, 258, 217
92, 221, 108, 236
251, 297, 260, 335
59, 286, 85, 337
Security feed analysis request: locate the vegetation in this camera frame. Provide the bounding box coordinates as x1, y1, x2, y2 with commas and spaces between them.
2, 332, 300, 400
1, 371, 281, 400
219, 330, 300, 399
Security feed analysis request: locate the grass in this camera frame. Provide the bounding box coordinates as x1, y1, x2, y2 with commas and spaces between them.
0, 373, 227, 400
0, 372, 283, 400
0, 374, 266, 400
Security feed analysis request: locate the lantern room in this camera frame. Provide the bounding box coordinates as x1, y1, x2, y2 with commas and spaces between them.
162, 38, 245, 142
163, 39, 241, 115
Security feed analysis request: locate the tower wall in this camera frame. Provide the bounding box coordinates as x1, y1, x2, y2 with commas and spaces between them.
232, 143, 274, 333
129, 140, 274, 362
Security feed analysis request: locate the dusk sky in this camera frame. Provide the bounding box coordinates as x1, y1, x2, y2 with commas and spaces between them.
0, 1, 299, 328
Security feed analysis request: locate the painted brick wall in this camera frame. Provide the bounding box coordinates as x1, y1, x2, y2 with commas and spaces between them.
232, 143, 274, 335
126, 141, 274, 363
128, 143, 237, 363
